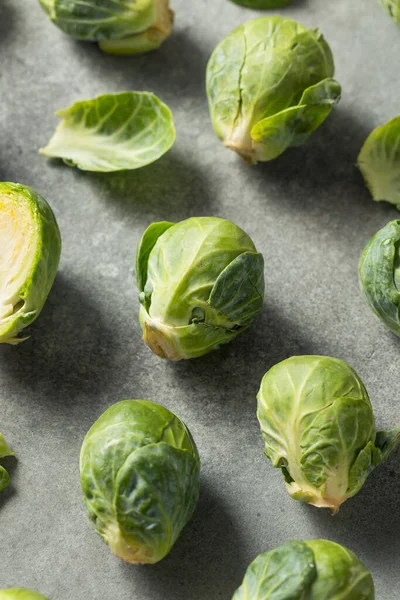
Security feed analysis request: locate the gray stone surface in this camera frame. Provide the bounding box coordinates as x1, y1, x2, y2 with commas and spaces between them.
0, 0, 399, 597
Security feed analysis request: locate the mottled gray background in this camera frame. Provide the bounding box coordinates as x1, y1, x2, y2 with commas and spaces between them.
0, 0, 399, 598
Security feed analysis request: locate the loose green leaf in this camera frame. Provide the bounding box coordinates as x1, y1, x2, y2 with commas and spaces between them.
80, 400, 200, 564
206, 17, 340, 163
357, 116, 400, 207
136, 217, 265, 360
257, 355, 399, 512
38, 0, 173, 55
40, 92, 176, 172
0, 183, 61, 344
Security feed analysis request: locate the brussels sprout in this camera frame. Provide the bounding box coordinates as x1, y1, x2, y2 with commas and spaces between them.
38, 0, 173, 55
80, 400, 200, 564
359, 220, 400, 335
357, 116, 400, 207
0, 433, 15, 492
233, 540, 375, 600
136, 217, 265, 360
257, 355, 400, 513
0, 183, 61, 344
40, 92, 175, 172
0, 591, 49, 600
206, 17, 341, 164
230, 0, 291, 7
378, 0, 400, 25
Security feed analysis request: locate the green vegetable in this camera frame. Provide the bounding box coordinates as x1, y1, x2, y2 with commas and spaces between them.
0, 183, 61, 344
257, 355, 400, 513
136, 217, 264, 360
38, 0, 173, 55
357, 116, 400, 207
230, 0, 291, 7
206, 17, 341, 164
358, 220, 400, 335
233, 540, 375, 599
40, 92, 175, 173
378, 0, 400, 25
80, 400, 200, 564
0, 591, 49, 600
0, 433, 15, 492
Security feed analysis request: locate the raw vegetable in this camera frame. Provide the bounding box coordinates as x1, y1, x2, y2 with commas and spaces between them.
233, 540, 375, 599
0, 183, 61, 344
40, 92, 175, 172
0, 591, 49, 600
206, 17, 341, 163
257, 355, 400, 513
0, 434, 15, 492
136, 217, 265, 360
38, 0, 173, 55
80, 400, 200, 564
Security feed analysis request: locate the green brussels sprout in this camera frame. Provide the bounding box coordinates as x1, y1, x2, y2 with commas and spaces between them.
359, 220, 400, 335
357, 116, 400, 207
40, 92, 175, 172
0, 591, 49, 600
136, 217, 265, 360
257, 355, 400, 513
206, 17, 341, 164
0, 433, 15, 492
38, 0, 173, 55
0, 183, 61, 344
230, 0, 292, 7
233, 540, 375, 600
378, 0, 400, 25
80, 400, 200, 564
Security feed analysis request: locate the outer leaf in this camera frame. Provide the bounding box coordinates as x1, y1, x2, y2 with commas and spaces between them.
305, 540, 375, 600
40, 92, 176, 172
374, 427, 400, 462
358, 220, 400, 336
378, 0, 400, 25
251, 79, 340, 161
357, 116, 400, 206
136, 221, 173, 293
230, 0, 291, 7
0, 591, 49, 600
232, 541, 316, 600
0, 467, 10, 492
208, 251, 264, 327
0, 433, 14, 459
0, 183, 61, 344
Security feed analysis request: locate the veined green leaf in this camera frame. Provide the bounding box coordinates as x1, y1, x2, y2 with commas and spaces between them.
40, 92, 176, 172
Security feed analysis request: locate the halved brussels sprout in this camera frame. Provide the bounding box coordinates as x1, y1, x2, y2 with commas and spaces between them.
80, 400, 200, 564
40, 92, 175, 172
359, 220, 400, 335
378, 0, 400, 25
136, 217, 265, 360
257, 355, 400, 513
206, 17, 341, 163
357, 116, 400, 207
0, 433, 15, 492
0, 183, 61, 344
0, 591, 49, 600
233, 540, 375, 600
38, 0, 173, 55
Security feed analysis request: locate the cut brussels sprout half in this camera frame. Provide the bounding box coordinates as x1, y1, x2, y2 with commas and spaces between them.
38, 0, 173, 55
0, 433, 15, 492
0, 183, 61, 344
233, 540, 375, 600
359, 220, 400, 335
358, 116, 400, 207
206, 17, 341, 163
230, 0, 291, 6
80, 400, 200, 564
40, 92, 175, 172
378, 0, 400, 25
0, 591, 49, 600
136, 217, 265, 360
257, 356, 400, 513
